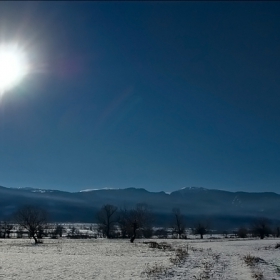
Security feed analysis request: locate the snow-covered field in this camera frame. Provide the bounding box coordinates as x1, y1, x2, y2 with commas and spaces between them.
0, 238, 279, 279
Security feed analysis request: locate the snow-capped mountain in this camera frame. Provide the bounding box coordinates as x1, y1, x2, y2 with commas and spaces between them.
0, 185, 279, 229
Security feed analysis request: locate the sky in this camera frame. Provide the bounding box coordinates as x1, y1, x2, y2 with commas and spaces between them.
0, 2, 280, 193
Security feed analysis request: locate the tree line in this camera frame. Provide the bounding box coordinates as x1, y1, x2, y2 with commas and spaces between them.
0, 204, 279, 244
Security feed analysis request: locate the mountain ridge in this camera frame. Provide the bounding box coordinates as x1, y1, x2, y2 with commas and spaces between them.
5, 185, 279, 196
0, 185, 279, 229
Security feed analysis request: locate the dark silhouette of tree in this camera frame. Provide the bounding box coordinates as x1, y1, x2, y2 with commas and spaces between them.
194, 222, 207, 239
14, 205, 48, 244
54, 224, 64, 238
118, 207, 130, 238
68, 226, 79, 238
275, 226, 280, 238
171, 208, 186, 239
130, 203, 153, 243
0, 221, 13, 238
237, 227, 248, 238
119, 203, 153, 243
252, 218, 271, 239
97, 204, 118, 238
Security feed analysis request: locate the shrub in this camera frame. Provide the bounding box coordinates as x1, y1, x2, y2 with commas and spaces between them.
243, 254, 266, 266
145, 241, 172, 251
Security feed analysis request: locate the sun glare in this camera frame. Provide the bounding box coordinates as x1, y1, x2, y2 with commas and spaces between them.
0, 44, 29, 94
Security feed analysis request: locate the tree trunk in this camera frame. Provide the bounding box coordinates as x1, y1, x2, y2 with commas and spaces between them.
130, 222, 137, 243
32, 235, 38, 244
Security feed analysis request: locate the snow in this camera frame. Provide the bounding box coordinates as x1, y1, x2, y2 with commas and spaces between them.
0, 238, 279, 279
79, 188, 119, 192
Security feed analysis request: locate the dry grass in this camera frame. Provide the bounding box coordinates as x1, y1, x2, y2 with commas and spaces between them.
145, 241, 172, 251
243, 254, 265, 266
243, 254, 265, 280
252, 271, 264, 280
142, 262, 169, 278
142, 242, 189, 278
169, 247, 189, 266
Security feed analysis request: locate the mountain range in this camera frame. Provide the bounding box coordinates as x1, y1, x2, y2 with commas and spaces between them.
0, 186, 279, 230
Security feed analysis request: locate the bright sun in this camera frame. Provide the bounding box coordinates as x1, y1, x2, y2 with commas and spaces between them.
0, 44, 29, 93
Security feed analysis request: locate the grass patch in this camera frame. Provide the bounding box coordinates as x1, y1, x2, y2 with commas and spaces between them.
169, 247, 188, 266
145, 241, 172, 251
141, 262, 169, 278
243, 254, 265, 266
252, 271, 264, 280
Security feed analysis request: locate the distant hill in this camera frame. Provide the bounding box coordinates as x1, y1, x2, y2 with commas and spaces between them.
0, 186, 279, 229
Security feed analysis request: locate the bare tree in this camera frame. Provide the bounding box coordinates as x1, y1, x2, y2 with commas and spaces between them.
275, 226, 280, 238
252, 218, 271, 239
193, 222, 208, 239
53, 224, 64, 238
0, 221, 13, 238
97, 204, 118, 238
118, 207, 130, 238
128, 204, 149, 243
171, 208, 186, 239
119, 203, 153, 243
14, 205, 48, 244
237, 227, 248, 238
68, 226, 79, 238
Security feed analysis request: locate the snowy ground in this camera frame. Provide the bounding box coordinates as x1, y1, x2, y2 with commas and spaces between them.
0, 238, 279, 279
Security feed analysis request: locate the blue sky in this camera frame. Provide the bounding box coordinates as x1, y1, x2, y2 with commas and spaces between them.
0, 2, 280, 193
